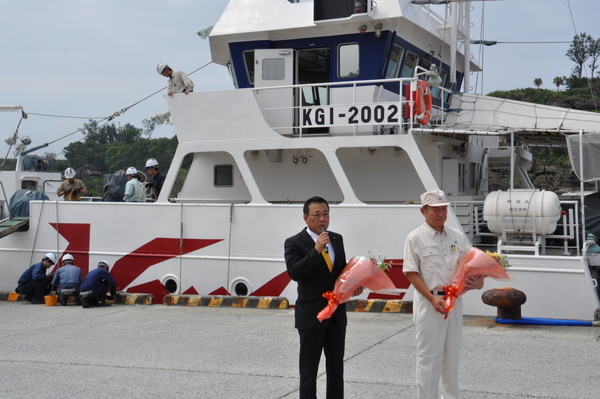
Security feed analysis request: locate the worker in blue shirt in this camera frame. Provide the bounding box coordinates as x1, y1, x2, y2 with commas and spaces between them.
16, 253, 57, 304
51, 253, 82, 306
79, 260, 117, 308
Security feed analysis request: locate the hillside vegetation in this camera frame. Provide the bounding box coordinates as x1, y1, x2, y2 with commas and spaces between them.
487, 78, 600, 112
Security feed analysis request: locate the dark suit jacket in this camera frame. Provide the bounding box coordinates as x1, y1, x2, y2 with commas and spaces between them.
284, 227, 347, 331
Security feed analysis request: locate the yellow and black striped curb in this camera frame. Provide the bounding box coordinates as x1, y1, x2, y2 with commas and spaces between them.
112, 293, 154, 305
2, 290, 411, 313
163, 295, 289, 309
347, 299, 413, 314
0, 291, 153, 305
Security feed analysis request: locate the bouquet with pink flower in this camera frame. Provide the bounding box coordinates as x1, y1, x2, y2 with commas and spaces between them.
442, 247, 511, 317
317, 256, 396, 322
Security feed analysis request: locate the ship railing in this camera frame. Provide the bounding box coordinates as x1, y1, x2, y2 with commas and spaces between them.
43, 179, 63, 198
253, 76, 450, 137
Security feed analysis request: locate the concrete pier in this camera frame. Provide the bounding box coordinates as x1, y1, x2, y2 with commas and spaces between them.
0, 302, 597, 398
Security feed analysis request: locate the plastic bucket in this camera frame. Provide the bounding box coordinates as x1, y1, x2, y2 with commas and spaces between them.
7, 292, 19, 301
44, 295, 58, 306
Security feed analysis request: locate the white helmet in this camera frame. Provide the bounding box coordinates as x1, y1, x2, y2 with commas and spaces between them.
126, 167, 138, 175
44, 252, 57, 264
62, 253, 74, 263
157, 63, 169, 75
145, 158, 159, 168
64, 167, 76, 179
98, 260, 110, 268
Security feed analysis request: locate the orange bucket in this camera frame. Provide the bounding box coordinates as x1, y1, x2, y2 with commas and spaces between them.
7, 292, 19, 301
44, 295, 58, 306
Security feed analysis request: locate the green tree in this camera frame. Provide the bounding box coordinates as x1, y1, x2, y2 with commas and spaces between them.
533, 78, 543, 89
566, 32, 594, 79
552, 76, 564, 91
63, 121, 144, 179
588, 38, 600, 77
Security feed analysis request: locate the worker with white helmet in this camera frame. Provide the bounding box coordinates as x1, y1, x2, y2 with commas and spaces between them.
78, 260, 117, 308
144, 158, 166, 201
123, 167, 145, 202
157, 63, 194, 96
15, 253, 57, 304
51, 253, 82, 306
57, 167, 88, 200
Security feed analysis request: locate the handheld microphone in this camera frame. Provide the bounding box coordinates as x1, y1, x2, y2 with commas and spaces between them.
322, 227, 329, 253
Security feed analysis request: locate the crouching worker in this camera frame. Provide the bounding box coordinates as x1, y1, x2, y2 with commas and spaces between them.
79, 260, 117, 308
51, 253, 82, 306
16, 253, 57, 304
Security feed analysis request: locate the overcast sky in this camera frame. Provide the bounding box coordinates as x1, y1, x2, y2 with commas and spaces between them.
1, 0, 598, 161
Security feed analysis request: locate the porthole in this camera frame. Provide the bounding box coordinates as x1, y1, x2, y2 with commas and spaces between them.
161, 275, 179, 294
229, 277, 251, 296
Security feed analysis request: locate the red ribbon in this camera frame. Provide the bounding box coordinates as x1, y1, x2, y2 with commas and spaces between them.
322, 291, 340, 306
441, 285, 460, 319
442, 284, 459, 302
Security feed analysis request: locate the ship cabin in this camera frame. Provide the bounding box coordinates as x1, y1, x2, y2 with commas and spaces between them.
164, 0, 484, 218
207, 0, 475, 134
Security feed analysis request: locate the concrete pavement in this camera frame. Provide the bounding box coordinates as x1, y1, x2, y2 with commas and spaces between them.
0, 301, 598, 399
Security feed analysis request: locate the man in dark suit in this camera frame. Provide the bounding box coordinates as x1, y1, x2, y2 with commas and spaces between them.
284, 196, 362, 399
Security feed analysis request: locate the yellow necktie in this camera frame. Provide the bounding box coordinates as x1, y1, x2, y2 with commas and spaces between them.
321, 250, 333, 272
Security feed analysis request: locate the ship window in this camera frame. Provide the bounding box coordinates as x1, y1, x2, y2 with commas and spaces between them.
338, 43, 359, 78
418, 58, 432, 71
262, 58, 286, 80
385, 45, 403, 78
298, 48, 330, 85
214, 164, 233, 187
400, 51, 418, 78
243, 50, 255, 84
21, 180, 38, 190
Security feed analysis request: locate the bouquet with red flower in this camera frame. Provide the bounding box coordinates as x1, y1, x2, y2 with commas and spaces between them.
317, 256, 397, 322
442, 247, 511, 317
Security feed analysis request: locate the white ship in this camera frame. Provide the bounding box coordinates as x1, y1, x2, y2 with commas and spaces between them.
2, 0, 600, 321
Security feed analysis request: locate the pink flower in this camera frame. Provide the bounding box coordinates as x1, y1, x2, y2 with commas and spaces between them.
317, 256, 396, 321
442, 247, 511, 317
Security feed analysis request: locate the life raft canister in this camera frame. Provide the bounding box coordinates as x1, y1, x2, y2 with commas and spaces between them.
405, 80, 433, 126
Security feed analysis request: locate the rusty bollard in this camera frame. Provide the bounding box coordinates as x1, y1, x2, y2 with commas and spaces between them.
482, 287, 527, 320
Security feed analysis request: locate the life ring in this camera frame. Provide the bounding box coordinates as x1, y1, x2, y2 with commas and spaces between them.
406, 80, 433, 125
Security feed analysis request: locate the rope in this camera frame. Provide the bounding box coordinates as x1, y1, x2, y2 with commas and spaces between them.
26, 113, 105, 120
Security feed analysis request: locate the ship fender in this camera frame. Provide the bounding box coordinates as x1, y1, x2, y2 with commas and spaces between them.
406, 80, 432, 125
